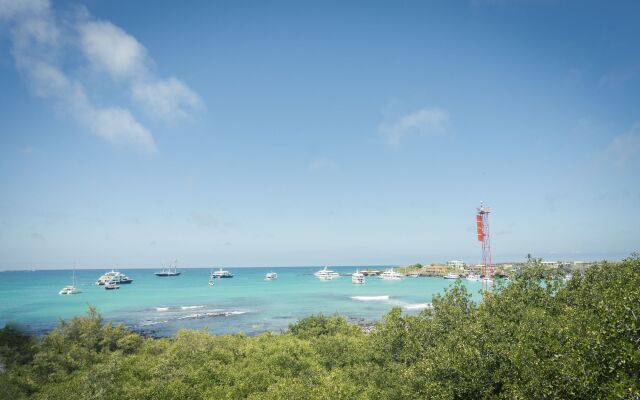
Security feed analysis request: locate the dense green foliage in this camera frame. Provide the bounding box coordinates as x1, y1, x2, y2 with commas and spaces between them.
1, 256, 639, 399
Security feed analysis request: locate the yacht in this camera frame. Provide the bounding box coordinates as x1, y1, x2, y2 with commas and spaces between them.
96, 269, 133, 285
155, 260, 181, 277
379, 268, 404, 280
351, 270, 365, 284
466, 274, 480, 282
444, 273, 461, 280
265, 271, 277, 280
210, 268, 234, 279
59, 267, 82, 295
408, 272, 420, 278
314, 266, 340, 280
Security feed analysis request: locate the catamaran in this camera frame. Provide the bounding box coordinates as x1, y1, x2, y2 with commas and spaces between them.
59, 267, 81, 295
155, 259, 181, 277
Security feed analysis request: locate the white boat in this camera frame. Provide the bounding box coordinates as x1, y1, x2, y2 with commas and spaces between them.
314, 266, 339, 280
444, 273, 460, 280
59, 267, 82, 295
96, 269, 133, 285
104, 280, 120, 290
466, 274, 480, 282
265, 271, 277, 280
208, 269, 215, 286
408, 272, 420, 278
351, 269, 365, 284
210, 268, 234, 279
379, 268, 404, 280
481, 277, 494, 285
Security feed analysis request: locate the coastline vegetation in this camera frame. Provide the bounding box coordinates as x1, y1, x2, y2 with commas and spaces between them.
1, 256, 639, 399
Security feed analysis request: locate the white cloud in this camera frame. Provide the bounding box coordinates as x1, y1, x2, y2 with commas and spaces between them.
132, 77, 203, 122
607, 122, 640, 166
0, 0, 48, 19
87, 107, 156, 153
2, 1, 202, 153
78, 19, 203, 122
79, 20, 147, 79
379, 107, 450, 146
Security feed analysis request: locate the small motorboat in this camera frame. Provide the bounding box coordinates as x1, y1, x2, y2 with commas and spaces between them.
466, 274, 480, 282
265, 271, 277, 280
105, 280, 120, 290
444, 273, 460, 280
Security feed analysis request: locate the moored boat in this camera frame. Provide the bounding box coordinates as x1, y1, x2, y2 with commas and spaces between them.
59, 267, 81, 295
379, 268, 404, 280
351, 269, 365, 284
265, 271, 277, 280
314, 266, 339, 280
155, 259, 181, 277
210, 268, 234, 279
96, 269, 132, 285
444, 273, 460, 279
466, 274, 480, 282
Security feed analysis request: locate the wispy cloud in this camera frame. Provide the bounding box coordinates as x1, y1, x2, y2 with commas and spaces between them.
606, 122, 640, 167
599, 65, 640, 88
308, 157, 338, 172
1, 0, 203, 153
379, 107, 450, 146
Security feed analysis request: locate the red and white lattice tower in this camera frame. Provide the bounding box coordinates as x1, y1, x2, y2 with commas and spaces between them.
476, 202, 492, 289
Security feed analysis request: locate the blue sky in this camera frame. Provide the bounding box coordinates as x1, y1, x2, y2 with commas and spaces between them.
0, 0, 638, 269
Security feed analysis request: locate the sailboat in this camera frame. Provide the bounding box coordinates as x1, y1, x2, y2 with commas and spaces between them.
155, 259, 181, 277
59, 266, 82, 295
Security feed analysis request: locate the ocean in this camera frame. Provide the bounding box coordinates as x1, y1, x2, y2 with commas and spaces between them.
0, 267, 484, 336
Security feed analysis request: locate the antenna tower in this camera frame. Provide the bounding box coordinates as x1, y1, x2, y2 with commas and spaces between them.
476, 202, 492, 290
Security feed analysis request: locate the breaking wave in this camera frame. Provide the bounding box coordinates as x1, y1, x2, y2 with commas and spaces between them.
351, 295, 389, 301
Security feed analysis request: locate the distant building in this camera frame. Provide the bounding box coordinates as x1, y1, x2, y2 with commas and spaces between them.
447, 260, 465, 270
424, 264, 448, 275
465, 264, 483, 274
541, 261, 560, 268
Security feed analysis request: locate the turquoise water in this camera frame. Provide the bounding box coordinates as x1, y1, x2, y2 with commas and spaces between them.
0, 267, 484, 336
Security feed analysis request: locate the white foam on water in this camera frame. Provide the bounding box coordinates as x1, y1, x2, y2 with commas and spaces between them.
403, 303, 433, 310
177, 310, 248, 320
225, 311, 247, 316
139, 320, 169, 327
180, 305, 205, 310
155, 307, 169, 312
351, 295, 390, 301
